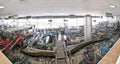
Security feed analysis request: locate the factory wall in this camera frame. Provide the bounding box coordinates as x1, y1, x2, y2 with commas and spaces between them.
0, 16, 117, 29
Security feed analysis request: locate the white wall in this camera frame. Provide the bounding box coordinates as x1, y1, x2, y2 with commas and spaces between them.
0, 16, 117, 29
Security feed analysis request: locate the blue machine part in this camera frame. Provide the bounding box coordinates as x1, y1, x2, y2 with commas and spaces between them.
100, 39, 116, 53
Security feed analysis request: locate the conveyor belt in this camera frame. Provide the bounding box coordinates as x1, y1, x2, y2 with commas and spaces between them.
21, 38, 106, 57
70, 37, 107, 55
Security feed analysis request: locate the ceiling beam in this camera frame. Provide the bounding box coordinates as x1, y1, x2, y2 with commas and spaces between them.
2, 15, 102, 19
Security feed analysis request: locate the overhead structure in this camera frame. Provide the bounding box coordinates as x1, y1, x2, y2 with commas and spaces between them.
1, 15, 101, 19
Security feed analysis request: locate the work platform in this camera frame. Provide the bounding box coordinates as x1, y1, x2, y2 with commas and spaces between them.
56, 40, 68, 64
56, 40, 67, 64
98, 38, 120, 64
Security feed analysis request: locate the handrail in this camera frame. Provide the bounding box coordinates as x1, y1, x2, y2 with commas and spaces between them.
98, 38, 120, 64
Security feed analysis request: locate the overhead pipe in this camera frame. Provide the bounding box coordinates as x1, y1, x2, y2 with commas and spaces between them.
1, 15, 101, 20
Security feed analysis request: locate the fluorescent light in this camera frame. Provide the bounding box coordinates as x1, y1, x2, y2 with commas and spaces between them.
110, 5, 116, 8
0, 6, 4, 8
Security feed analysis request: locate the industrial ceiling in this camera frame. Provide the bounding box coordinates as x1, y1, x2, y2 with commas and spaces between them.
0, 0, 120, 17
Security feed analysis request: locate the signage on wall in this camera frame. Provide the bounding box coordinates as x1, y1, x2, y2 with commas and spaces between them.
105, 13, 113, 18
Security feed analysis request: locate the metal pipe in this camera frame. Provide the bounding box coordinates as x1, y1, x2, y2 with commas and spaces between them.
2, 15, 101, 19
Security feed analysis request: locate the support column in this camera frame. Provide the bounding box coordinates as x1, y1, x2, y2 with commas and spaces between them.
84, 15, 92, 42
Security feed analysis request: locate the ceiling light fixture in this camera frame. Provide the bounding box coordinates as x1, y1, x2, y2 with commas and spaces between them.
0, 6, 4, 8
110, 5, 116, 8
